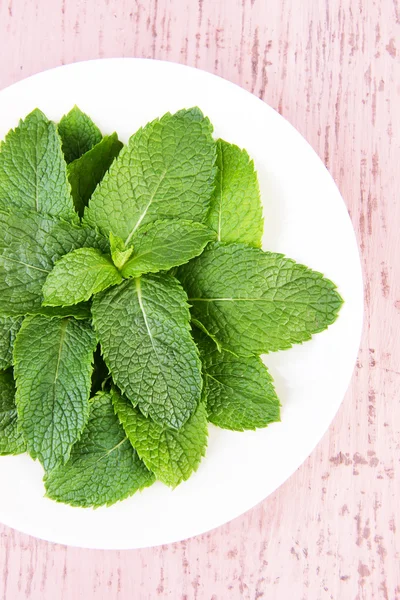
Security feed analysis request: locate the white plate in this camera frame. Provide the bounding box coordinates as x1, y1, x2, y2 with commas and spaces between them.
0, 59, 363, 549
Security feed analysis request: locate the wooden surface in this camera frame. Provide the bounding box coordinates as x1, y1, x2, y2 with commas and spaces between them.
0, 0, 399, 598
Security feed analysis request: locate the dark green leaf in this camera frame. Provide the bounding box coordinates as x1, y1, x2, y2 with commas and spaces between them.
68, 134, 123, 216
0, 109, 77, 221
0, 316, 23, 370
14, 315, 97, 471
92, 274, 202, 429
0, 369, 26, 455
44, 391, 155, 507
84, 108, 217, 241
58, 106, 102, 163
0, 207, 108, 316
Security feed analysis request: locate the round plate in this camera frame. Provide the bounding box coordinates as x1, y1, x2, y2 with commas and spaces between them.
0, 59, 363, 549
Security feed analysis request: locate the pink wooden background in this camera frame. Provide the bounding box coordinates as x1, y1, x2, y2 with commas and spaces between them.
0, 1, 399, 598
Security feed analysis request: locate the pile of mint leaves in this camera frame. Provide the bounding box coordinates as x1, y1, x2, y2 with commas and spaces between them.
0, 106, 343, 508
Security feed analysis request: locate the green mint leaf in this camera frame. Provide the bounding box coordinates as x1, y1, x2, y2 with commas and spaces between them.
92, 274, 202, 429
120, 219, 216, 279
0, 370, 26, 455
14, 315, 97, 471
84, 107, 217, 242
0, 207, 108, 316
0, 316, 23, 370
58, 106, 102, 163
207, 140, 263, 247
194, 329, 280, 431
109, 232, 134, 269
67, 134, 123, 217
43, 248, 122, 307
0, 109, 77, 221
178, 242, 343, 354
37, 304, 91, 320
191, 318, 222, 352
44, 391, 155, 508
113, 390, 208, 488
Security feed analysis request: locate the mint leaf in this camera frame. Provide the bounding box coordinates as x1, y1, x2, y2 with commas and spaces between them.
121, 219, 216, 278
207, 140, 263, 247
14, 315, 97, 471
84, 108, 217, 242
68, 134, 123, 217
113, 390, 208, 487
178, 243, 343, 354
58, 106, 102, 163
0, 370, 26, 455
110, 232, 134, 269
0, 207, 108, 316
92, 274, 202, 429
43, 248, 122, 307
194, 329, 280, 431
44, 391, 155, 507
37, 304, 91, 320
0, 316, 23, 370
0, 109, 76, 221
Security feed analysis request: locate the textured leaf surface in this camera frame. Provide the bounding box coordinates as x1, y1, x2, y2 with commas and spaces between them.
110, 232, 134, 269
84, 108, 217, 241
207, 140, 263, 247
121, 219, 216, 278
14, 316, 97, 471
0, 109, 76, 220
92, 274, 202, 429
0, 370, 26, 455
179, 243, 343, 354
58, 106, 102, 163
113, 391, 208, 487
194, 329, 280, 431
0, 316, 23, 370
44, 391, 155, 507
0, 208, 108, 316
43, 248, 122, 306
68, 134, 123, 216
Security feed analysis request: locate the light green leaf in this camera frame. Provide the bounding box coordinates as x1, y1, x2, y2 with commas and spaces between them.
113, 390, 208, 487
43, 248, 122, 307
178, 242, 343, 354
121, 219, 216, 278
0, 109, 77, 221
109, 232, 134, 269
14, 315, 97, 471
84, 108, 217, 242
58, 106, 102, 163
44, 391, 155, 508
0, 316, 23, 370
194, 329, 280, 431
0, 207, 108, 316
68, 134, 123, 217
0, 370, 26, 455
207, 140, 263, 247
92, 274, 202, 429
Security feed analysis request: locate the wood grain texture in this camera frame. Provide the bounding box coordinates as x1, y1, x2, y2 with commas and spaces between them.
0, 0, 399, 598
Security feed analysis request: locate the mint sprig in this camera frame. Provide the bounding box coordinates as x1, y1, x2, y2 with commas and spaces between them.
0, 106, 343, 507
